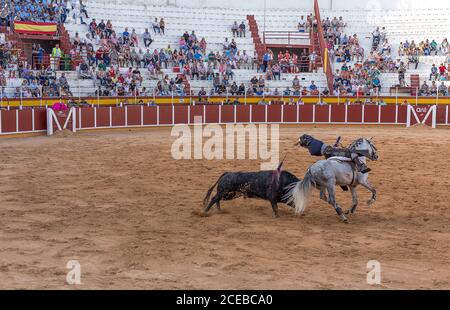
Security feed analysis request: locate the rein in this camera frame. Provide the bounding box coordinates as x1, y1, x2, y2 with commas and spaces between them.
350, 168, 358, 186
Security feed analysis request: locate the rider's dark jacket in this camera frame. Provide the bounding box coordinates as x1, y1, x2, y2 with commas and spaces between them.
302, 135, 352, 158
305, 137, 325, 156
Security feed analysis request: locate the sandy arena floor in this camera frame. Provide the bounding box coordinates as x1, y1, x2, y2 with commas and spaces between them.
1, 125, 450, 289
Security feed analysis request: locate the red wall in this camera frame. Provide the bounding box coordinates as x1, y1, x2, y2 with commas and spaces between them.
1, 104, 449, 135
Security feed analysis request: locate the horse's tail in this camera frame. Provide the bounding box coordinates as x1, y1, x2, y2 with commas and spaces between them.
203, 173, 227, 208
284, 170, 315, 215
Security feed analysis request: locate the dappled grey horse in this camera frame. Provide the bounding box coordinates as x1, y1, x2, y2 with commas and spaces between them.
284, 138, 378, 223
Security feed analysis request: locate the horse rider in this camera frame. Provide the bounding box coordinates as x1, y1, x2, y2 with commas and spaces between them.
296, 134, 371, 174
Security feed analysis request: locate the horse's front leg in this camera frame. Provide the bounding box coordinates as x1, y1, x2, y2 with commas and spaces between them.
346, 186, 358, 215
360, 180, 377, 206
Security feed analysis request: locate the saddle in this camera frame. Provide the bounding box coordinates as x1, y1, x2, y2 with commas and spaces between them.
327, 157, 358, 190
327, 156, 352, 163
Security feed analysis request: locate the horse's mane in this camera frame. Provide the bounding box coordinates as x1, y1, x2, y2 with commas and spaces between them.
349, 138, 377, 152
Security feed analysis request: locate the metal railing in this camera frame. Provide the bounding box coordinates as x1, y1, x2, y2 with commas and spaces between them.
1, 85, 449, 108
31, 55, 73, 71
263, 31, 310, 45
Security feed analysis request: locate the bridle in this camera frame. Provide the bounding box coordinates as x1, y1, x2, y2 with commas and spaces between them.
349, 138, 378, 161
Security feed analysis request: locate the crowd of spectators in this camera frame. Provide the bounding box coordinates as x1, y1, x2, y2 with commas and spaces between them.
0, 0, 94, 26
1, 64, 72, 98
325, 20, 406, 96
2, 2, 450, 100
21, 65, 72, 97
0, 0, 69, 25
254, 46, 318, 85
197, 74, 324, 101
297, 14, 318, 33
399, 38, 449, 57
231, 21, 246, 38
0, 35, 21, 75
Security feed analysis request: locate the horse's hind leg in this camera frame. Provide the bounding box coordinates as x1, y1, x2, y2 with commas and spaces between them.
319, 187, 328, 203
327, 184, 349, 223
346, 186, 359, 215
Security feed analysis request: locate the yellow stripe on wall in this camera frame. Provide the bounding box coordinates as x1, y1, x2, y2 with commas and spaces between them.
2, 96, 450, 108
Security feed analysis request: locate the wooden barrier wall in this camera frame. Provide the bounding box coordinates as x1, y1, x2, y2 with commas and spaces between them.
1, 104, 450, 135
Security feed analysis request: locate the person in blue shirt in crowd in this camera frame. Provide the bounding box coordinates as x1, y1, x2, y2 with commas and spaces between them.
1, 0, 65, 23
309, 81, 318, 92
262, 51, 270, 73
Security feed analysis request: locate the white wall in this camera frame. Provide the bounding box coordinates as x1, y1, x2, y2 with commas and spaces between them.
323, 0, 450, 10
105, 0, 450, 10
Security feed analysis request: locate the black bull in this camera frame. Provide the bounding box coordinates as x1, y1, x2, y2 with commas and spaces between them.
203, 171, 300, 217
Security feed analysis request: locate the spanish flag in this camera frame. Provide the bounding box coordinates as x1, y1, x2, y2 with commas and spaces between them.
14, 21, 58, 35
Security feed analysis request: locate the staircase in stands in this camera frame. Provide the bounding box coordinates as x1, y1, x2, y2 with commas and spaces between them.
247, 15, 265, 60
310, 29, 323, 68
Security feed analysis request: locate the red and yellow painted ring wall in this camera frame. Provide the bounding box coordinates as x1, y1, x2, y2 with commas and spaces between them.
1, 104, 450, 135
1, 96, 450, 108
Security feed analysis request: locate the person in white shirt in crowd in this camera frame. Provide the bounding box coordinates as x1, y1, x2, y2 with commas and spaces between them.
372, 27, 381, 48
152, 18, 160, 34
239, 50, 250, 69
83, 33, 93, 50
143, 28, 153, 48
232, 21, 239, 37
223, 38, 230, 51
440, 38, 449, 55
380, 27, 387, 42
309, 51, 317, 72
381, 39, 391, 55
298, 16, 306, 33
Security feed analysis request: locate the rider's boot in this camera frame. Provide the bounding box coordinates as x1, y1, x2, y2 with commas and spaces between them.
351, 153, 371, 174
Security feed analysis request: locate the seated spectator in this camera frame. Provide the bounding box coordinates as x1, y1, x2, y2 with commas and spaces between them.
292, 76, 301, 91
430, 81, 438, 96
430, 64, 439, 81
79, 61, 92, 79
230, 82, 239, 95
272, 63, 281, 80
239, 21, 246, 38
372, 27, 381, 48
438, 82, 448, 96
152, 18, 160, 34
232, 21, 239, 37
122, 27, 130, 44
159, 18, 165, 35
309, 81, 318, 93
420, 81, 430, 96
130, 29, 139, 47
198, 87, 207, 102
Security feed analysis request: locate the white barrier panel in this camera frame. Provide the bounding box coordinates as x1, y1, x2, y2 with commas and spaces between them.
407, 105, 437, 129
47, 108, 77, 136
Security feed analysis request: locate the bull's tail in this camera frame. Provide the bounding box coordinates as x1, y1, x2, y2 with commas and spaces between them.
203, 173, 227, 208
284, 170, 315, 215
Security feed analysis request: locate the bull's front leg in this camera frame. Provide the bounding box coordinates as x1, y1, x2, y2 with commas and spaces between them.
270, 201, 280, 218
